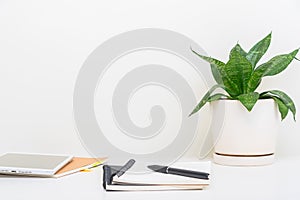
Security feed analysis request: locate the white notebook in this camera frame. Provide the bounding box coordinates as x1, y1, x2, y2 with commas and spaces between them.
104, 161, 211, 191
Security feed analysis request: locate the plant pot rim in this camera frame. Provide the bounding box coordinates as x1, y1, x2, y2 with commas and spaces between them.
217, 98, 274, 102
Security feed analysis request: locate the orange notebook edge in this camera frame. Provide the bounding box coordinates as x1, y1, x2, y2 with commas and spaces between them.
54, 157, 107, 178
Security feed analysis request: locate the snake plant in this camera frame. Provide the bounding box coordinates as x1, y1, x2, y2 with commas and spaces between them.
189, 33, 299, 121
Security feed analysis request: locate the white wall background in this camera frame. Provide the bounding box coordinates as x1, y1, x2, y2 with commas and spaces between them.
0, 0, 299, 158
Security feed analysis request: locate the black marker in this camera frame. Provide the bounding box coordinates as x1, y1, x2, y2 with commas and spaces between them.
147, 165, 209, 180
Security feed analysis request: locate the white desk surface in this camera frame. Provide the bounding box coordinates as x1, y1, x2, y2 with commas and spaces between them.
1, 157, 299, 200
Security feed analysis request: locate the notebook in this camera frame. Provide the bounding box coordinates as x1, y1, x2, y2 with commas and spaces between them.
103, 161, 211, 191
54, 157, 106, 178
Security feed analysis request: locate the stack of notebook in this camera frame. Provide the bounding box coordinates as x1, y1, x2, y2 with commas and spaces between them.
103, 161, 211, 191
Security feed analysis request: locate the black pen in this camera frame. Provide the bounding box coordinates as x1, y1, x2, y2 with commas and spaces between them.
147, 165, 209, 180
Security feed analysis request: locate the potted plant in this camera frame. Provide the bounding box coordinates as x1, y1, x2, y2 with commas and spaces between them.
189, 33, 299, 166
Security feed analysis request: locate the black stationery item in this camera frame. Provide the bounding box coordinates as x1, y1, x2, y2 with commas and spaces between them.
115, 159, 135, 177
147, 165, 209, 180
103, 164, 127, 189
102, 160, 210, 191
103, 159, 136, 190
102, 165, 113, 190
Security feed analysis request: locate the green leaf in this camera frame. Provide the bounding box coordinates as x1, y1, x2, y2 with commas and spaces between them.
189, 85, 225, 116
230, 44, 247, 58
259, 94, 289, 120
191, 49, 240, 96
207, 93, 231, 102
246, 72, 262, 93
210, 64, 223, 84
246, 49, 299, 93
225, 46, 253, 94
273, 97, 289, 120
260, 90, 296, 121
246, 33, 272, 67
191, 48, 225, 68
191, 48, 225, 85
237, 92, 259, 111
255, 49, 299, 77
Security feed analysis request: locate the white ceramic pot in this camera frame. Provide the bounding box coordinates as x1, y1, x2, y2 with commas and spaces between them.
213, 99, 280, 166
